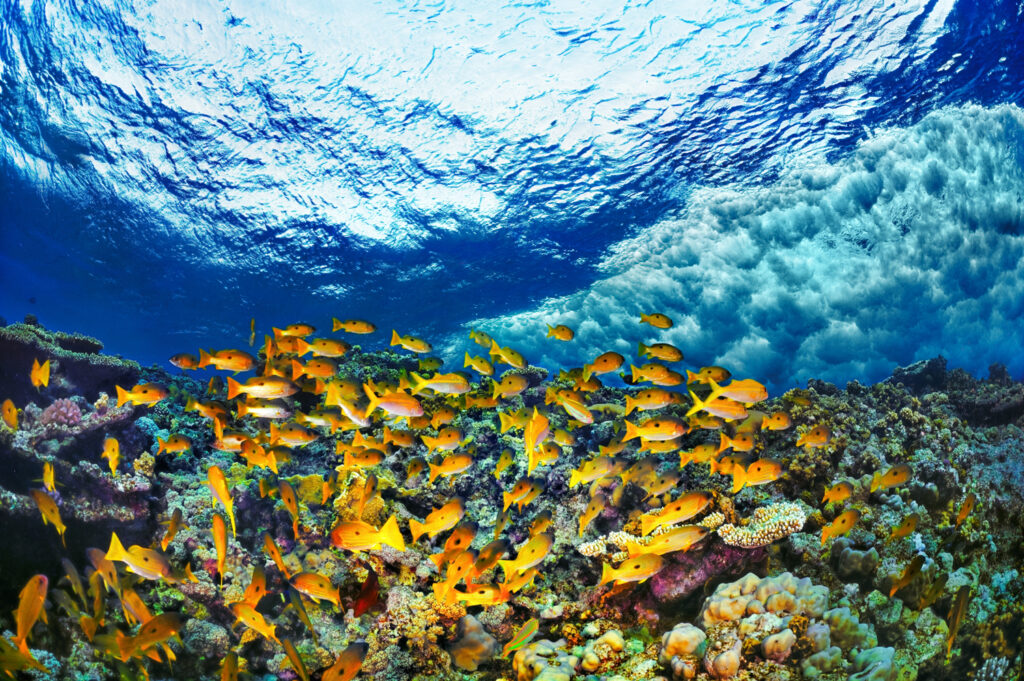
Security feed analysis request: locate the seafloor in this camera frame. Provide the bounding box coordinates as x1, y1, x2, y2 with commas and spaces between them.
0, 318, 1021, 681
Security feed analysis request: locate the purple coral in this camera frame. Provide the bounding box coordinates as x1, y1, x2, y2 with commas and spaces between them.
40, 398, 82, 427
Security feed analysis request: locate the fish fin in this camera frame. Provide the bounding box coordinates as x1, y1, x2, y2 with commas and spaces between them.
622, 420, 640, 442
568, 470, 581, 489
290, 360, 304, 382
226, 377, 242, 401
156, 437, 166, 455
630, 365, 640, 383
546, 324, 555, 338
390, 330, 400, 347
115, 385, 130, 409
731, 466, 746, 494
599, 561, 614, 586
640, 515, 657, 537
198, 349, 213, 368
707, 377, 724, 401
294, 338, 310, 357
409, 372, 428, 395
686, 389, 706, 417
624, 396, 636, 417
272, 327, 285, 340
105, 532, 128, 562
428, 463, 441, 484
332, 317, 342, 332
408, 518, 426, 544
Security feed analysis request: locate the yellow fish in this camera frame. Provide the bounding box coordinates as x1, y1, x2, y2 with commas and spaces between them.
498, 533, 553, 576
821, 509, 861, 547
718, 431, 755, 454
627, 525, 708, 557
2, 398, 17, 429
13, 574, 47, 654
331, 515, 406, 552
429, 453, 474, 484
579, 493, 607, 537
761, 411, 792, 431
679, 443, 719, 468
410, 372, 471, 396
889, 554, 925, 597
363, 383, 424, 419
637, 341, 683, 362
796, 424, 832, 448
686, 366, 731, 384
488, 340, 526, 369
624, 388, 682, 416
410, 497, 465, 543
639, 312, 673, 328
471, 539, 510, 581
889, 513, 919, 541
212, 512, 228, 586
422, 427, 465, 454
546, 324, 574, 341
463, 352, 494, 376
955, 493, 977, 529
41, 462, 57, 493
115, 382, 168, 408
731, 458, 782, 493
30, 358, 50, 389
279, 480, 301, 539
390, 330, 432, 353
290, 571, 341, 608
332, 318, 376, 334
469, 329, 494, 347
822, 481, 853, 505
206, 466, 237, 537
687, 391, 748, 420
623, 416, 687, 442
600, 553, 664, 585
707, 377, 767, 404
262, 532, 292, 578
569, 456, 614, 489
226, 375, 298, 401
498, 407, 530, 433
160, 508, 186, 551
298, 337, 351, 358
199, 348, 257, 372
582, 351, 624, 382
104, 532, 175, 581
29, 489, 66, 546
641, 491, 712, 536
493, 448, 514, 479
945, 585, 970, 660
523, 407, 550, 468
492, 373, 528, 400
428, 521, 479, 570
323, 641, 370, 681
870, 464, 912, 493
156, 434, 192, 455
273, 323, 316, 338
231, 603, 279, 644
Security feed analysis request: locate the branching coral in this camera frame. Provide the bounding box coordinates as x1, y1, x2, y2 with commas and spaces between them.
716, 502, 806, 549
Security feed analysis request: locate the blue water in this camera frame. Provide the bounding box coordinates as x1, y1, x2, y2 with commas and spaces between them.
1, 0, 1023, 391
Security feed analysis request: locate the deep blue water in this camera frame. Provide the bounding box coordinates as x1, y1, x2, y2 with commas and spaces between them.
1, 0, 1023, 391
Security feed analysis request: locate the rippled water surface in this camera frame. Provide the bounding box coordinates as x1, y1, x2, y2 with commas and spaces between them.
1, 0, 1023, 387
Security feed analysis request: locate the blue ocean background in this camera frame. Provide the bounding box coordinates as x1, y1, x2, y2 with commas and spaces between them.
1, 0, 1023, 391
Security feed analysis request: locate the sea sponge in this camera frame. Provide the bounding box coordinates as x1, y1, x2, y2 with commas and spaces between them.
703, 634, 741, 679
717, 502, 806, 548
801, 646, 844, 678
849, 646, 897, 681
821, 607, 877, 651
659, 623, 706, 662
579, 629, 625, 673
761, 628, 796, 662
448, 614, 497, 671
831, 537, 879, 580
700, 572, 828, 627
512, 639, 578, 681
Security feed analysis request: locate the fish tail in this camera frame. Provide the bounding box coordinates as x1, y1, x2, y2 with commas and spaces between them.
115, 385, 130, 409
717, 432, 731, 454
820, 528, 830, 548
290, 359, 305, 381
408, 518, 426, 544
569, 470, 581, 489
581, 364, 593, 383
264, 335, 276, 360
463, 352, 472, 368
546, 324, 555, 338
599, 561, 615, 586
870, 472, 881, 493
409, 372, 428, 395
731, 466, 746, 494
498, 413, 512, 434
488, 339, 501, 357
156, 436, 166, 455
226, 377, 242, 401
707, 377, 724, 401
272, 327, 285, 340
390, 329, 401, 346
501, 492, 514, 512
105, 532, 128, 562
640, 515, 658, 537
624, 396, 636, 416
622, 420, 640, 442
686, 369, 699, 384
638, 341, 648, 358
362, 382, 380, 415
332, 317, 343, 332
428, 463, 442, 484
294, 338, 310, 357
685, 389, 706, 417
198, 348, 213, 368
497, 559, 516, 577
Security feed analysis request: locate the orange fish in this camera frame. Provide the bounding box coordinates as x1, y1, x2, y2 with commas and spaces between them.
955, 493, 977, 529
582, 351, 624, 382
390, 330, 432, 353
641, 491, 712, 536
686, 366, 731, 384
279, 480, 301, 539
1, 398, 17, 429
639, 312, 673, 328
333, 318, 376, 334
428, 521, 479, 570
524, 408, 550, 465
870, 464, 912, 493
262, 532, 292, 578
945, 585, 970, 660
761, 411, 792, 431
796, 424, 832, 448
291, 357, 339, 381
231, 603, 279, 644
623, 416, 687, 442
160, 508, 185, 551
488, 340, 527, 369
363, 383, 424, 419
212, 512, 228, 586
678, 443, 719, 469
889, 513, 919, 541
546, 388, 593, 424
410, 497, 465, 542
115, 383, 168, 408
687, 391, 748, 420
732, 458, 782, 493
206, 466, 237, 537
624, 388, 681, 416
13, 575, 47, 654
409, 372, 471, 396
546, 324, 574, 341
323, 641, 370, 681
104, 533, 175, 582
822, 481, 853, 505
101, 437, 120, 476
629, 362, 672, 384
463, 352, 494, 376
718, 431, 755, 454
600, 553, 665, 585
270, 422, 319, 448
428, 453, 474, 484
498, 533, 553, 576
29, 489, 66, 546
422, 427, 465, 454
169, 353, 199, 370
297, 337, 351, 358
821, 509, 861, 546
469, 329, 494, 347
627, 524, 709, 557
498, 407, 529, 434
198, 348, 257, 372
290, 572, 341, 608
569, 456, 615, 489
226, 375, 298, 400
156, 434, 192, 455
579, 493, 607, 537
273, 323, 316, 338
492, 373, 528, 400
30, 358, 50, 389
889, 554, 925, 597
708, 378, 767, 404
331, 515, 406, 552
637, 341, 683, 362
117, 612, 183, 662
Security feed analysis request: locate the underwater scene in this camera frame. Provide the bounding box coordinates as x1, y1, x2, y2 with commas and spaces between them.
1, 0, 1023, 680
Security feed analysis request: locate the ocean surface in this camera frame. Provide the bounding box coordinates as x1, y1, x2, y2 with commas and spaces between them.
2, 0, 1023, 389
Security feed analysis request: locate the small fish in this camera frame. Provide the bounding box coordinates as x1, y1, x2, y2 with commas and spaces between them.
679, 443, 719, 468
226, 375, 298, 400
640, 312, 673, 328
331, 515, 406, 552
955, 492, 977, 529
630, 362, 673, 384
688, 413, 726, 430
351, 566, 380, 617
889, 513, 920, 541
488, 340, 527, 369
86, 547, 120, 598
390, 329, 432, 353
641, 491, 712, 536
582, 351, 624, 382
501, 617, 540, 658
600, 553, 665, 585
570, 456, 615, 489
919, 573, 948, 610
422, 427, 465, 454
547, 388, 593, 424
761, 411, 792, 431
291, 357, 339, 381
30, 489, 67, 546
104, 533, 174, 581
115, 382, 169, 408
637, 341, 683, 362
493, 508, 511, 539
472, 539, 510, 580
529, 510, 554, 538
463, 352, 495, 376
410, 372, 470, 396
169, 353, 199, 370
121, 612, 183, 661
821, 509, 861, 547
333, 318, 376, 334
687, 391, 748, 421
628, 524, 709, 557
624, 416, 687, 442
323, 641, 370, 681
579, 493, 607, 537
299, 337, 352, 358
524, 408, 550, 472
686, 366, 731, 385
469, 328, 494, 347
199, 348, 258, 372
498, 534, 554, 576
231, 602, 279, 644
493, 448, 514, 480
279, 480, 301, 539
30, 358, 50, 389
290, 571, 341, 608
707, 377, 768, 404
796, 424, 832, 448
221, 651, 239, 681
207, 466, 237, 537
945, 586, 970, 660
822, 481, 853, 505
410, 497, 465, 543
870, 464, 912, 493
212, 512, 228, 586
428, 453, 474, 485
405, 456, 427, 482
498, 407, 530, 433
233, 564, 268, 608
492, 373, 529, 400
262, 532, 292, 578
13, 575, 47, 654
889, 554, 926, 597
41, 462, 57, 493
363, 383, 424, 420
624, 388, 682, 416
100, 437, 120, 476
718, 431, 755, 454
1, 398, 17, 429
249, 317, 256, 346
732, 458, 783, 493
546, 324, 574, 341
156, 434, 192, 455
161, 508, 185, 551
273, 323, 316, 338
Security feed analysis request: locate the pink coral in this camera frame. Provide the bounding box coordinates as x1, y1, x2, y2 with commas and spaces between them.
40, 398, 82, 427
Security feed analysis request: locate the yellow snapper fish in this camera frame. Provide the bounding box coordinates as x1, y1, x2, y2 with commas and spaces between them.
410, 372, 471, 395
498, 533, 554, 576
410, 497, 465, 542
488, 340, 527, 369
331, 515, 407, 552
641, 491, 712, 537
600, 553, 665, 586
578, 493, 607, 537
546, 324, 574, 341
206, 465, 237, 537
463, 352, 494, 376
100, 437, 120, 476
626, 524, 709, 557
390, 330, 432, 353
569, 456, 615, 489
30, 489, 67, 546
